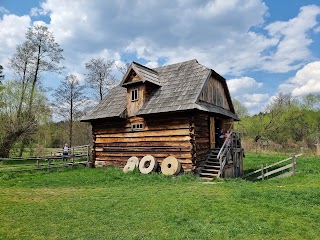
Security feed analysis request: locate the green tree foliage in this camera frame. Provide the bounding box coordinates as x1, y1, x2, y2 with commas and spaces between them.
239, 92, 320, 148
232, 98, 249, 119
0, 80, 51, 156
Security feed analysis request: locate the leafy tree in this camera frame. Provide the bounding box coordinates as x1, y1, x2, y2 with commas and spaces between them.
301, 93, 320, 111
0, 80, 50, 157
0, 25, 63, 157
232, 98, 249, 119
52, 74, 87, 147
85, 58, 116, 101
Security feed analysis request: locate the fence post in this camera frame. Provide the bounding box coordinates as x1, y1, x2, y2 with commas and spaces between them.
87, 145, 90, 164
261, 164, 264, 180
265, 163, 268, 179
292, 154, 296, 174
36, 159, 40, 169
72, 146, 75, 166
47, 159, 51, 172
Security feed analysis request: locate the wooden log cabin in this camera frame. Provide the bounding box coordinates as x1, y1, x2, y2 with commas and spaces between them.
81, 59, 244, 178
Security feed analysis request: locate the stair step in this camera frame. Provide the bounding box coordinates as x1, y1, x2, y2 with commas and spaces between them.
200, 172, 218, 177
207, 159, 219, 163
203, 165, 220, 169
202, 168, 219, 173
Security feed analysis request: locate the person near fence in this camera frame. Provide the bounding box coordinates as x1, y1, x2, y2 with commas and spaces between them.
63, 143, 69, 161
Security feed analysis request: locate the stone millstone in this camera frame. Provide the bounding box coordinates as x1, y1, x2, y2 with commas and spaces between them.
123, 163, 136, 173
161, 156, 181, 176
139, 155, 158, 174
123, 156, 139, 173
127, 156, 139, 168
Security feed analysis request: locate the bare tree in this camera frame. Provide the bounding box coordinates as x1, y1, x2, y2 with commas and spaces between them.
115, 60, 130, 76
52, 74, 87, 147
85, 58, 116, 101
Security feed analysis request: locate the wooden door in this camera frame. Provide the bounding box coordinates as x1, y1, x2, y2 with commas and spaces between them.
209, 117, 215, 149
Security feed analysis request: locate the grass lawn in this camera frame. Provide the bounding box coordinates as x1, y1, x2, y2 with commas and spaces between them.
0, 152, 319, 239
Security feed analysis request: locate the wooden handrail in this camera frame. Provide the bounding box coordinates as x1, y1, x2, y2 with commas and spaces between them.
217, 131, 236, 177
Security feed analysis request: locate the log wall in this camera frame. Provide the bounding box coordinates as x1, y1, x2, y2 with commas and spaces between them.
193, 113, 210, 168
92, 114, 195, 172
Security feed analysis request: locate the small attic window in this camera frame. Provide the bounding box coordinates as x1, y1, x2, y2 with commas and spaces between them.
131, 89, 138, 101
131, 123, 144, 131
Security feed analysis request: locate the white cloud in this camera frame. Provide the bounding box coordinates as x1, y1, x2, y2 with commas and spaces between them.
0, 7, 9, 14
1, 1, 319, 78
34, 0, 272, 76
227, 77, 270, 115
227, 77, 263, 97
30, 7, 48, 17
0, 14, 31, 69
279, 61, 320, 96
243, 93, 270, 102
262, 5, 320, 73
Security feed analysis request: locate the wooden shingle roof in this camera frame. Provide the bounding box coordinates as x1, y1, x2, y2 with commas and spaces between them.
121, 61, 161, 87
81, 59, 239, 121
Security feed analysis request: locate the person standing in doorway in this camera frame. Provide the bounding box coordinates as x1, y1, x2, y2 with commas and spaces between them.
216, 128, 220, 148
219, 128, 224, 148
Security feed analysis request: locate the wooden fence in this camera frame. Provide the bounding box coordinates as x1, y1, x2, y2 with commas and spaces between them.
0, 145, 91, 173
242, 153, 302, 181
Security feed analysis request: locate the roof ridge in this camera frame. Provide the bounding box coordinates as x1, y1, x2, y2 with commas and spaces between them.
132, 61, 158, 74
153, 59, 199, 70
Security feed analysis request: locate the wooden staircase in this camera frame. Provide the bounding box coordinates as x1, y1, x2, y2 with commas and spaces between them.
199, 148, 221, 179
199, 131, 244, 180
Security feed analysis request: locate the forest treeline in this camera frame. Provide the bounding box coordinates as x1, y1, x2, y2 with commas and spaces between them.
234, 92, 320, 152
0, 26, 319, 157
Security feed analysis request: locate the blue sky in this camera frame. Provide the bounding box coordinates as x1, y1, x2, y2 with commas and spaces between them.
0, 0, 320, 114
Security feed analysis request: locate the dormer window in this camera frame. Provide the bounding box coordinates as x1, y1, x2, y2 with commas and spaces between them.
131, 89, 138, 101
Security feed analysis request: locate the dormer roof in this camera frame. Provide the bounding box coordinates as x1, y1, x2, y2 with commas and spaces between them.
120, 61, 161, 87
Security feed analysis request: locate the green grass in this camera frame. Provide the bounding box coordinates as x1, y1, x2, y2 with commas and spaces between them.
0, 153, 319, 239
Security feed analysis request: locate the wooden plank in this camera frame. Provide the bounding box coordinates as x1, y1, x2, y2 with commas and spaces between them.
96, 152, 192, 158
94, 142, 192, 149
95, 136, 191, 143
97, 128, 190, 138
256, 164, 293, 180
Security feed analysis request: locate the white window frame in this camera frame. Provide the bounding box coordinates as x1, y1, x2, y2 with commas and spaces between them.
131, 123, 144, 131
131, 89, 138, 102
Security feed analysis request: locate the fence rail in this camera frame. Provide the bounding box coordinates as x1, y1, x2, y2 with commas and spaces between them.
0, 145, 91, 173
242, 153, 302, 181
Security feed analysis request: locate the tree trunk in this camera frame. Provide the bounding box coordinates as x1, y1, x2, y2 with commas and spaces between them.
0, 129, 25, 158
